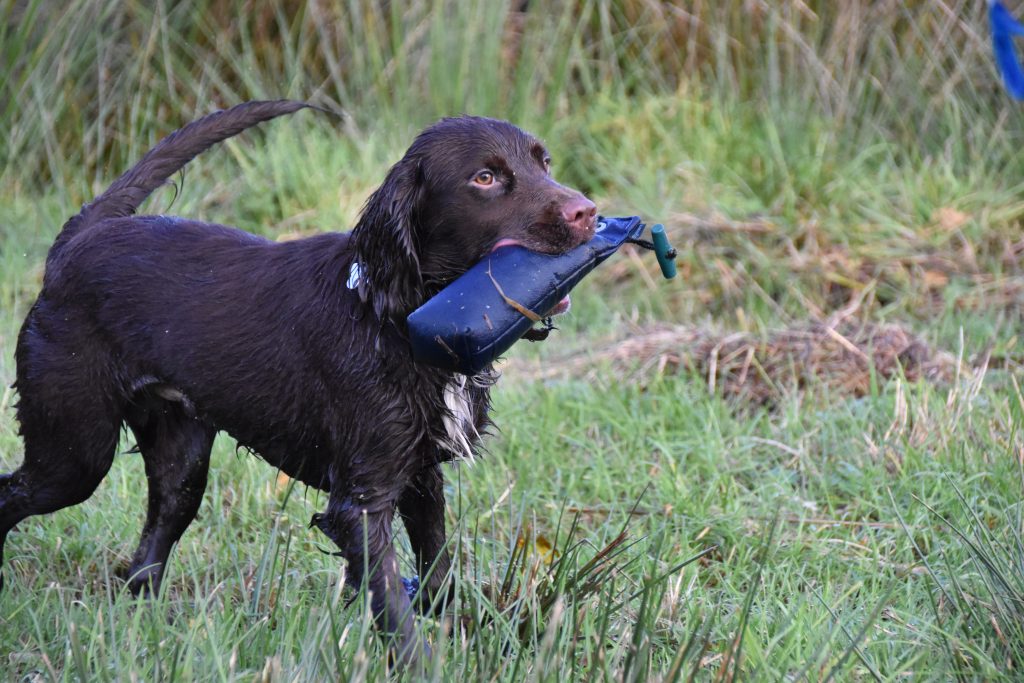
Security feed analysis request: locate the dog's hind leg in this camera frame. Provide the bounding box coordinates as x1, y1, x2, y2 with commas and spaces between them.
398, 464, 453, 614
0, 403, 121, 591
123, 399, 215, 596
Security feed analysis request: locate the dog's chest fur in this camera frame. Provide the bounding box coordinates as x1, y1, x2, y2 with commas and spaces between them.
438, 376, 476, 460
434, 371, 495, 461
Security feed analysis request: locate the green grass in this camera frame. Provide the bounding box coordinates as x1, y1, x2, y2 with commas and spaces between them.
2, 0, 1024, 680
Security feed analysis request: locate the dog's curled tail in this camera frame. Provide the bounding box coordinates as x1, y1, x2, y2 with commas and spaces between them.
55, 99, 310, 247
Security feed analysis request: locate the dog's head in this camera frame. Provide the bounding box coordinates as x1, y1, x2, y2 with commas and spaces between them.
352, 116, 596, 321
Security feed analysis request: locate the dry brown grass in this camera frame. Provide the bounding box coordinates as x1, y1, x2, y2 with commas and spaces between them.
593, 209, 1024, 324
509, 319, 962, 404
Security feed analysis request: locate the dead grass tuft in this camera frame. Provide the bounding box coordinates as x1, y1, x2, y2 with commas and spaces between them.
510, 320, 962, 404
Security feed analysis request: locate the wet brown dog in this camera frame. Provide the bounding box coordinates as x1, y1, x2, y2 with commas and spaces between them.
0, 100, 596, 665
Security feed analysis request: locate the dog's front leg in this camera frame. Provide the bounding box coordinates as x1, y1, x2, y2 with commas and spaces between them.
311, 494, 427, 670
398, 463, 452, 614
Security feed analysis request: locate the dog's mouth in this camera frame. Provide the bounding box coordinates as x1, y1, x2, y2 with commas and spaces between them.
490, 237, 527, 252
488, 222, 590, 255
489, 238, 572, 318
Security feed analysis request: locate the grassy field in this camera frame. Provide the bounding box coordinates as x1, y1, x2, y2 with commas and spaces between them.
2, 0, 1023, 680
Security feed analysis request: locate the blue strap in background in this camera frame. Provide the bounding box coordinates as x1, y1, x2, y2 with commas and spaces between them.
991, 1, 1024, 99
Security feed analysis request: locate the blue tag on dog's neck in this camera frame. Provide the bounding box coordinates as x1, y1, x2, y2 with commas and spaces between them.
346, 261, 361, 289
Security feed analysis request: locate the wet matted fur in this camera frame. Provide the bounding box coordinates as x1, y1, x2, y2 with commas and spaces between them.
0, 100, 597, 665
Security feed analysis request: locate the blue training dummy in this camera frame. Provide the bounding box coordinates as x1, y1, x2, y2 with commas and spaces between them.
991, 0, 1024, 98
408, 216, 675, 375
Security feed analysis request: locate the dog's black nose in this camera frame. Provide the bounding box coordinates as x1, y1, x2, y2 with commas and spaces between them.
561, 195, 597, 242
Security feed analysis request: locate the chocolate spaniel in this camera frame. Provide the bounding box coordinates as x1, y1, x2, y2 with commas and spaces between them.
0, 100, 596, 665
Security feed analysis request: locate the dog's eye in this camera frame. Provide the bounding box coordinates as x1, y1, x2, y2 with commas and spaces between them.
543, 157, 552, 172
472, 170, 495, 187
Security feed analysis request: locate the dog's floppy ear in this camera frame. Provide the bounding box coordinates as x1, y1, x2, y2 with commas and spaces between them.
352, 156, 426, 320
